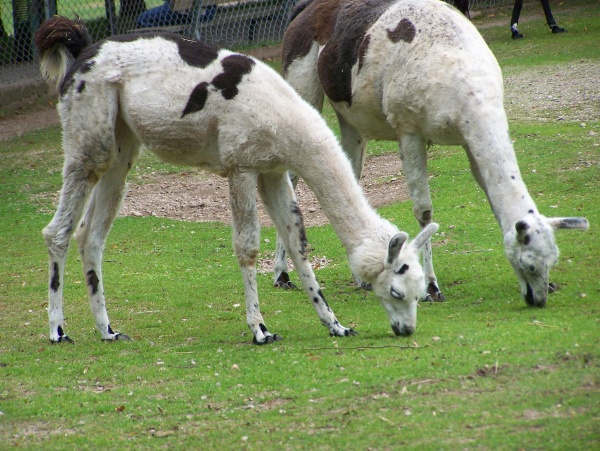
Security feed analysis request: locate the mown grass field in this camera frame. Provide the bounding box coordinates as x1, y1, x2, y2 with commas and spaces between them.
0, 1, 598, 448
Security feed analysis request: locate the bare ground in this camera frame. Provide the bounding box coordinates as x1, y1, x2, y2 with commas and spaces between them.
119, 155, 404, 227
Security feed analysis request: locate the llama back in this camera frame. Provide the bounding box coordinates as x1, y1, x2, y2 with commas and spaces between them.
314, 0, 505, 144
34, 17, 354, 180
366, 0, 505, 142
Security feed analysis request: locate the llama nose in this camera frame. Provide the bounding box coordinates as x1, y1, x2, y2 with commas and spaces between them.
524, 283, 547, 307
392, 323, 414, 337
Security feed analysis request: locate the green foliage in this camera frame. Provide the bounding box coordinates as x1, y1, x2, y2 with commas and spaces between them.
0, 2, 599, 448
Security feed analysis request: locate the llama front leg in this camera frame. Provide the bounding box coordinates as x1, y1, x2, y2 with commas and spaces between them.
229, 171, 281, 344
399, 134, 445, 301
258, 173, 357, 338
337, 112, 370, 288
44, 165, 96, 343
275, 45, 325, 290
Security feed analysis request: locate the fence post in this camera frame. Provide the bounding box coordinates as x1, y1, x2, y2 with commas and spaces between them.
44, 0, 57, 19
105, 0, 118, 35
12, 0, 32, 62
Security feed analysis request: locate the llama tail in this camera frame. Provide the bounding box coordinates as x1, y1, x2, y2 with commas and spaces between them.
34, 16, 92, 91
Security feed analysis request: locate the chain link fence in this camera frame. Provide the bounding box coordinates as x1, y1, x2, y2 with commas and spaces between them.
1, 0, 507, 107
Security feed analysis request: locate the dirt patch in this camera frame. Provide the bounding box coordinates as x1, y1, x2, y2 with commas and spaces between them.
503, 61, 600, 123
120, 154, 405, 227
0, 100, 58, 141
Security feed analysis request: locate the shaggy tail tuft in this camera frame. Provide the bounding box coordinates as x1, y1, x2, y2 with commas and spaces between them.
34, 16, 92, 90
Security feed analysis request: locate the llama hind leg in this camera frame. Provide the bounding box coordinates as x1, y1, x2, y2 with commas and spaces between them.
75, 121, 140, 340
336, 110, 367, 180
229, 170, 281, 345
45, 93, 123, 342
399, 134, 445, 302
44, 167, 97, 343
44, 119, 118, 342
258, 173, 357, 338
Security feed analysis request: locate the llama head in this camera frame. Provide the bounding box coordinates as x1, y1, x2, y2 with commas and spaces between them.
504, 214, 589, 307
371, 223, 439, 337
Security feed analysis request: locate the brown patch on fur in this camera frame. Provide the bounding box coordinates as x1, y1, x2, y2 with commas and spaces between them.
387, 18, 416, 43
34, 17, 98, 97
34, 16, 92, 59
59, 44, 101, 96
317, 0, 396, 104
282, 0, 342, 73
212, 55, 255, 100
181, 82, 210, 117
105, 32, 219, 71
181, 54, 254, 116
172, 35, 219, 68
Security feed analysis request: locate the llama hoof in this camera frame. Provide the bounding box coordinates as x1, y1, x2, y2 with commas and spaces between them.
274, 280, 297, 290
548, 282, 559, 293
424, 283, 446, 302
274, 272, 297, 290
330, 327, 358, 337
353, 275, 372, 290
102, 333, 132, 342
253, 334, 283, 345
50, 335, 74, 344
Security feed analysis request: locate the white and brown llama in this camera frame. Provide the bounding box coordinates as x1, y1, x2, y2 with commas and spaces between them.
34, 16, 438, 344
275, 0, 588, 306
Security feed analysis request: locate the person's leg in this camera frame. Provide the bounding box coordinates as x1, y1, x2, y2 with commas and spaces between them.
137, 2, 190, 27
510, 0, 525, 39
137, 3, 170, 27
540, 0, 566, 33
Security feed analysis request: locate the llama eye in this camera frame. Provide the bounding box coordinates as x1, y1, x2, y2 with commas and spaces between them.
395, 264, 409, 275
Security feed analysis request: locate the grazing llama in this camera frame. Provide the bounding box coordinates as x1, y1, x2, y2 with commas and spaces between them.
35, 16, 438, 344
275, 0, 588, 306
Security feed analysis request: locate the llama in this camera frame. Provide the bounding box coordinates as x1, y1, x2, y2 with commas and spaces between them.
276, 0, 588, 306
35, 16, 439, 344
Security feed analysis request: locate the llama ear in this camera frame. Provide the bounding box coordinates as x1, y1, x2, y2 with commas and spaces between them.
410, 223, 439, 251
547, 217, 589, 230
387, 232, 409, 264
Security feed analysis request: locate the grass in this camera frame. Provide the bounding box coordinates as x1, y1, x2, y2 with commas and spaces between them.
473, 0, 600, 66
0, 1, 599, 449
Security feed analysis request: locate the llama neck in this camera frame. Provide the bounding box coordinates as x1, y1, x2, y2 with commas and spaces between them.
292, 135, 393, 254
466, 128, 538, 235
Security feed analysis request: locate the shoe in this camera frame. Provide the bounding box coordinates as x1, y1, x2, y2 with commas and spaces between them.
511, 29, 525, 39
550, 24, 566, 34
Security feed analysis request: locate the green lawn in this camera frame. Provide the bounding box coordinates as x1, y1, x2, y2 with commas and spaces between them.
0, 1, 598, 449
